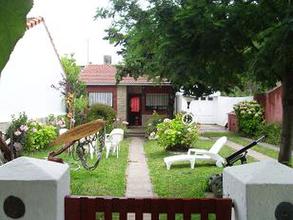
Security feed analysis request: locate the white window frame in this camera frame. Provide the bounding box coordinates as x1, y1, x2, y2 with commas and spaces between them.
89, 92, 113, 107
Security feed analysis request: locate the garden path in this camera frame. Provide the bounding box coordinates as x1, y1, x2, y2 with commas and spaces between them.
125, 137, 154, 220
125, 137, 154, 197
225, 140, 274, 161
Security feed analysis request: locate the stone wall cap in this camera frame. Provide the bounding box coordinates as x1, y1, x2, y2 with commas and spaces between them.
0, 157, 69, 181
224, 160, 293, 184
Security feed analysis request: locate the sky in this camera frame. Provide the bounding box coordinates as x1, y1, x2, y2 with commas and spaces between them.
28, 0, 122, 65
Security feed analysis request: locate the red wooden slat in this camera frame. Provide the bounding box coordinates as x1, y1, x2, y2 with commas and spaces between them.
65, 196, 81, 220
216, 199, 232, 220
65, 196, 232, 220
135, 199, 144, 220
80, 197, 96, 220
103, 198, 113, 220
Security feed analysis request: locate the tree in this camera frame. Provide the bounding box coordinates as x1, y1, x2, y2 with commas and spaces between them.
96, 0, 293, 165
52, 55, 88, 126
0, 0, 33, 75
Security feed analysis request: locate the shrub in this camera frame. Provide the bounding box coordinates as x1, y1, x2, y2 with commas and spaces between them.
156, 114, 199, 151
47, 114, 68, 131
257, 122, 281, 145
5, 112, 29, 156
145, 112, 164, 137
86, 103, 116, 132
25, 122, 57, 152
234, 100, 264, 137
112, 119, 128, 133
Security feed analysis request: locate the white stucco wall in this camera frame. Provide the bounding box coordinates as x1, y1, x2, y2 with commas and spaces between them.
0, 22, 65, 122
177, 93, 252, 125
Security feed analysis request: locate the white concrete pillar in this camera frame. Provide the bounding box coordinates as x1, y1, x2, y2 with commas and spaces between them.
0, 157, 70, 220
223, 160, 293, 220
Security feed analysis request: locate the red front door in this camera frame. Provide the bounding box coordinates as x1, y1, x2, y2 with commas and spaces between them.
128, 95, 141, 126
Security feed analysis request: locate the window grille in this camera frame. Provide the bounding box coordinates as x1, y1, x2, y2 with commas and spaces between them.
146, 94, 169, 110
89, 92, 113, 106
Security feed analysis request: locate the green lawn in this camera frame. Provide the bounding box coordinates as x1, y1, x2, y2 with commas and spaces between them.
202, 131, 292, 166
25, 139, 130, 196
144, 139, 255, 198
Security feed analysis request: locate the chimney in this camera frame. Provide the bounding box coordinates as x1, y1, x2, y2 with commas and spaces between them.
104, 55, 112, 65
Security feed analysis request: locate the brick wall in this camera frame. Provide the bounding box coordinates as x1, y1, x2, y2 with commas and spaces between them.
255, 86, 283, 123
117, 86, 127, 121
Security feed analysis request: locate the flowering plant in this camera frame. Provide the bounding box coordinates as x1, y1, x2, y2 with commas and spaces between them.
145, 111, 164, 137
156, 114, 199, 151
233, 100, 264, 136
5, 112, 29, 157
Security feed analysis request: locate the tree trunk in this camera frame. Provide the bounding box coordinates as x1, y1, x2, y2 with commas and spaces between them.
278, 72, 293, 165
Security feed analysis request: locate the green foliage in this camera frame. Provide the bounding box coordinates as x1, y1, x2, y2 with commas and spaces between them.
257, 123, 282, 145
86, 103, 116, 132
5, 112, 29, 151
156, 114, 198, 151
74, 95, 88, 125
234, 101, 264, 137
0, 0, 33, 74
25, 122, 57, 152
47, 114, 69, 130
5, 113, 57, 153
112, 119, 128, 133
53, 55, 88, 125
60, 55, 86, 97
145, 111, 164, 136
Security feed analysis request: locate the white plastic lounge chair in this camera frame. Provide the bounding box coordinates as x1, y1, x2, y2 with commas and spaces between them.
105, 128, 124, 158
164, 136, 227, 170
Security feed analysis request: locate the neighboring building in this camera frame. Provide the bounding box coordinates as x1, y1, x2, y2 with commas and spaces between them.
176, 92, 253, 126
255, 85, 283, 123
0, 17, 65, 124
80, 64, 174, 126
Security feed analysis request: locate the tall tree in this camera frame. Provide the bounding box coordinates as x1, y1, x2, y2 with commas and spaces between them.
96, 0, 293, 165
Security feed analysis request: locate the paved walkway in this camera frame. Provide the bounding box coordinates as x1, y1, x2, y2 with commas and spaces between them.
225, 140, 274, 161
125, 137, 154, 197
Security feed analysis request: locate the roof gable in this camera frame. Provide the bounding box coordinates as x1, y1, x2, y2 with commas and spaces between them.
80, 64, 170, 86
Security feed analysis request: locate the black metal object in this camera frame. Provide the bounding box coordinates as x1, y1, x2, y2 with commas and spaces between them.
73, 130, 105, 171
4, 196, 25, 218
208, 136, 266, 198
275, 202, 293, 220
225, 135, 266, 166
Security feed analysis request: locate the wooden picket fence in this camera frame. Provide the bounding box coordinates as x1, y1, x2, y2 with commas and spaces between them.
65, 196, 232, 220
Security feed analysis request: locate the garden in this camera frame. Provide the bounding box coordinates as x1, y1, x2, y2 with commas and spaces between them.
2, 101, 129, 196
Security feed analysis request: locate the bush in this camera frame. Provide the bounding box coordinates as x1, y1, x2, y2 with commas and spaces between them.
5, 113, 58, 154
234, 100, 264, 137
112, 119, 128, 133
156, 114, 199, 151
25, 122, 57, 152
257, 122, 281, 145
86, 103, 116, 132
145, 112, 164, 137
5, 112, 29, 156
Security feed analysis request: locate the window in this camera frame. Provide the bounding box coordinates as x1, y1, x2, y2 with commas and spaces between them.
146, 93, 169, 110
89, 92, 113, 106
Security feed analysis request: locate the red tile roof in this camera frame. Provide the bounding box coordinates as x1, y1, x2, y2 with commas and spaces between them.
26, 17, 44, 29
80, 64, 170, 86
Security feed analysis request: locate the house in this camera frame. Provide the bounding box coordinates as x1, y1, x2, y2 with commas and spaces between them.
80, 64, 174, 126
0, 17, 65, 126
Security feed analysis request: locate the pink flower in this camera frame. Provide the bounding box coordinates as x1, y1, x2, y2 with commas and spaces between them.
14, 130, 22, 136
122, 121, 129, 125
19, 125, 28, 132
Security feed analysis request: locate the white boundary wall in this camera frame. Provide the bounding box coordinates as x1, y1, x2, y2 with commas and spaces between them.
0, 22, 65, 122
176, 93, 252, 126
